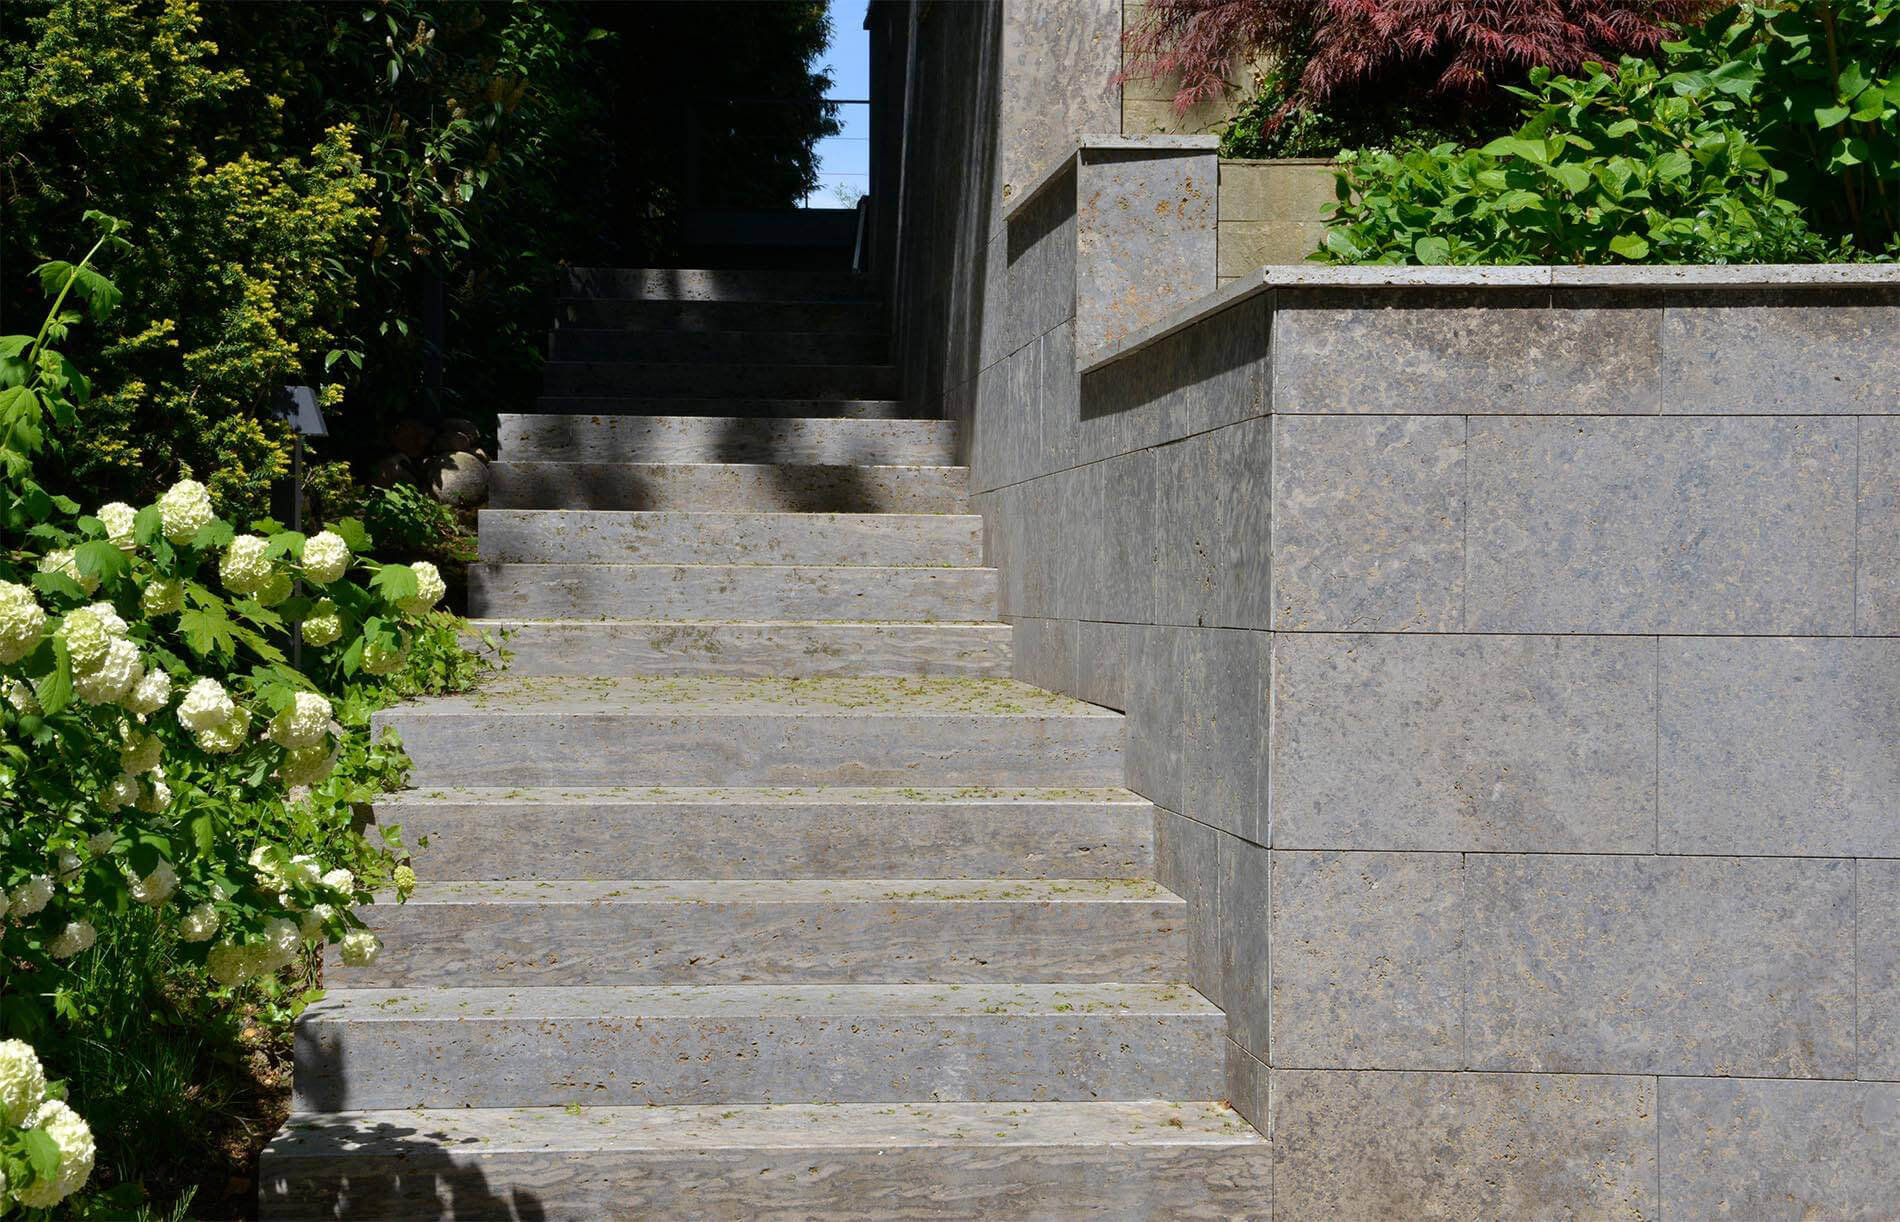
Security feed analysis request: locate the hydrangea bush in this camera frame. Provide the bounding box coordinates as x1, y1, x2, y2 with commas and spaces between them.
0, 1041, 94, 1211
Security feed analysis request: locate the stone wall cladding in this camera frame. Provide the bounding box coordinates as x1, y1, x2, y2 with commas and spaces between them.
968, 176, 1900, 1214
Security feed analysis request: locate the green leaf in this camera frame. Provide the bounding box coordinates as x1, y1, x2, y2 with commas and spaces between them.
34, 643, 72, 717
1814, 104, 1852, 128
1609, 233, 1651, 260
1412, 236, 1451, 264
22, 1126, 59, 1179
370, 563, 420, 606
72, 539, 128, 582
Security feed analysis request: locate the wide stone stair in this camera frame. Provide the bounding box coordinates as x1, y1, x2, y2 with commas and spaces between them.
260, 264, 1267, 1218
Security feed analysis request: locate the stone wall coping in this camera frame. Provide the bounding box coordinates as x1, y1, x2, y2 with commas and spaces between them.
1077, 262, 1900, 375
1003, 134, 1219, 224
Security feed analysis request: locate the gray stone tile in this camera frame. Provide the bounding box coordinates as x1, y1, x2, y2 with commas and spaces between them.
1272, 288, 1663, 414
1154, 809, 1221, 1007
1224, 1038, 1270, 1136
1466, 416, 1858, 634
1004, 337, 1042, 487
1663, 287, 1900, 413
1154, 418, 1273, 630
1053, 461, 1102, 623
1076, 147, 1218, 355
1271, 1069, 1658, 1218
1098, 449, 1157, 624
1037, 321, 1077, 474
1000, 0, 1118, 230
1862, 417, 1900, 634
1011, 617, 1076, 696
1270, 851, 1464, 1070
1021, 476, 1062, 619
1127, 625, 1186, 812
981, 231, 1009, 370
1465, 854, 1857, 1077
1860, 860, 1900, 1081
1661, 1077, 1900, 1220
1071, 620, 1128, 710
1659, 638, 1900, 857
1181, 628, 1266, 844
1219, 833, 1270, 1061
1272, 633, 1656, 853
1271, 416, 1466, 632
1076, 295, 1267, 464
971, 361, 1007, 494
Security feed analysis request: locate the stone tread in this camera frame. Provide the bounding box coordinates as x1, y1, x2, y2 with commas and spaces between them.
533, 396, 919, 420
496, 414, 956, 465
265, 1100, 1261, 1158
468, 563, 998, 623
386, 784, 1148, 805
477, 508, 981, 565
388, 878, 1175, 904
466, 620, 1013, 679
392, 675, 1116, 717
487, 460, 967, 513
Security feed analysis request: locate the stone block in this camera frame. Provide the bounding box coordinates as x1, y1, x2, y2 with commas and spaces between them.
1272, 288, 1662, 414
1271, 416, 1466, 632
1076, 295, 1267, 464
1076, 146, 1219, 356
1012, 617, 1077, 695
1224, 1039, 1270, 1137
1021, 476, 1062, 618
1037, 321, 1077, 474
1271, 633, 1656, 852
1662, 286, 1900, 413
1860, 860, 1900, 1081
1153, 418, 1272, 630
1070, 620, 1129, 710
1181, 627, 1266, 844
1862, 418, 1900, 633
1098, 449, 1158, 623
1153, 809, 1221, 1008
1661, 1078, 1900, 1220
1054, 462, 1103, 622
1271, 1069, 1657, 1218
1219, 833, 1270, 1060
1269, 851, 1464, 1070
1126, 625, 1186, 812
1466, 416, 1857, 634
999, 0, 1120, 218
1659, 637, 1900, 857
1464, 854, 1857, 1077
1217, 160, 1335, 223
1217, 220, 1328, 273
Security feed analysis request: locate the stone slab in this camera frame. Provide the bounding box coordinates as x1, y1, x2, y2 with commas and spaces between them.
547, 328, 889, 366
1862, 417, 1900, 633
551, 297, 888, 333
479, 509, 983, 566
476, 620, 1013, 679
468, 563, 998, 622
540, 361, 900, 400
1126, 625, 1186, 812
488, 461, 969, 514
497, 415, 955, 466
1217, 834, 1269, 1062
1662, 287, 1900, 413
562, 267, 879, 303
1154, 809, 1221, 1009
1180, 628, 1266, 844
1076, 146, 1218, 356
1859, 859, 1900, 1081
1153, 418, 1272, 630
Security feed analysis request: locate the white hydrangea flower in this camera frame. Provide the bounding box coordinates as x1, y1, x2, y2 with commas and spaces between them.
339, 929, 382, 967
10, 875, 54, 917
130, 860, 177, 906
86, 601, 128, 639
397, 560, 447, 614
256, 571, 292, 608
361, 634, 406, 677
283, 854, 324, 890
120, 731, 162, 775
280, 739, 340, 788
300, 599, 343, 647
0, 582, 47, 664
136, 773, 172, 813
157, 479, 214, 544
263, 916, 303, 966
86, 831, 115, 857
393, 864, 417, 896
73, 636, 142, 705
13, 1098, 95, 1208
176, 677, 236, 733
47, 919, 96, 959
56, 607, 114, 673
4, 678, 41, 716
0, 891, 9, 920
140, 578, 184, 617
0, 1039, 47, 1126
38, 548, 98, 595
97, 502, 138, 552
99, 772, 139, 814
123, 667, 172, 716
321, 868, 354, 894
219, 535, 273, 596
56, 850, 83, 884
179, 902, 220, 942
298, 902, 336, 939
192, 707, 250, 754
268, 692, 333, 750
205, 941, 250, 986
248, 845, 286, 892
302, 531, 351, 584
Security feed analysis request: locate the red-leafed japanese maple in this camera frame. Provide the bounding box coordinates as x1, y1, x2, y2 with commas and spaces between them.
1123, 0, 1723, 118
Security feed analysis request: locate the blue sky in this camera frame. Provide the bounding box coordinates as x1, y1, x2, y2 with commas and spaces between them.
802, 0, 872, 209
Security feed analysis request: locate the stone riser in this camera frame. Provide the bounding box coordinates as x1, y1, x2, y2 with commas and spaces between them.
551, 296, 888, 333
467, 564, 998, 622
549, 328, 889, 365
293, 992, 1224, 1110
477, 509, 980, 566
262, 1134, 1270, 1221
338, 884, 1188, 987
534, 396, 917, 420
384, 790, 1155, 881
541, 362, 899, 399
477, 621, 1012, 677
373, 709, 1125, 787
562, 267, 878, 303
497, 415, 957, 466
488, 462, 969, 513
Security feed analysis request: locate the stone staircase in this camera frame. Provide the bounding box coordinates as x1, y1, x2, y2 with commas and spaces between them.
259, 265, 1269, 1217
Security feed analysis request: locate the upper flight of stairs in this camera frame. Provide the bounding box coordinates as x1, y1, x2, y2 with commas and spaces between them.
260, 261, 1267, 1218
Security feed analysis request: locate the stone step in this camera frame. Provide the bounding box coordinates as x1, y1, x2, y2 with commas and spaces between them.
562, 267, 879, 303
291, 983, 1224, 1110
487, 462, 968, 513
497, 415, 957, 466
371, 677, 1124, 787
478, 509, 980, 565
340, 878, 1188, 987
548, 328, 889, 365
474, 620, 1012, 677
551, 296, 888, 333
534, 396, 919, 420
541, 361, 900, 399
468, 564, 997, 622
382, 786, 1154, 881
259, 1100, 1271, 1221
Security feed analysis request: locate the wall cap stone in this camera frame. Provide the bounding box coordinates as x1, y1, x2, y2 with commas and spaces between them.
1003, 134, 1220, 224
1078, 262, 1900, 375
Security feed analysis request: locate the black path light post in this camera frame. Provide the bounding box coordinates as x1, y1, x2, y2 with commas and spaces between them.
275, 385, 327, 670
